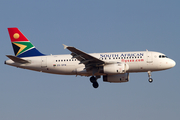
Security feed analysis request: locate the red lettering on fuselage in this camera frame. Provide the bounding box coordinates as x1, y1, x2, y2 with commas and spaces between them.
121, 59, 144, 63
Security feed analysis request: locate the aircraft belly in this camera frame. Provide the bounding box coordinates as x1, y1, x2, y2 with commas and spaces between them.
47, 62, 79, 75
128, 63, 140, 72
8, 57, 42, 71
127, 62, 154, 72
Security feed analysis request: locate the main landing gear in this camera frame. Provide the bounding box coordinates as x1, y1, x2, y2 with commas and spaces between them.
148, 71, 153, 83
90, 76, 99, 88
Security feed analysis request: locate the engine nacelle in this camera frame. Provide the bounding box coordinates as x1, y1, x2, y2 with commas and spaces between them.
103, 73, 129, 83
103, 63, 129, 74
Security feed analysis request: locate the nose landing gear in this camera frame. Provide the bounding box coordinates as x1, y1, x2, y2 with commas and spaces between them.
148, 71, 153, 83
90, 76, 100, 88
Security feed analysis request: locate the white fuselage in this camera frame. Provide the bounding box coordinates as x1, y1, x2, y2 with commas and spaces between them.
5, 51, 176, 76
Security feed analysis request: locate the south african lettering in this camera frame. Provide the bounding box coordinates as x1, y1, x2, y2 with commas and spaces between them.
100, 53, 144, 58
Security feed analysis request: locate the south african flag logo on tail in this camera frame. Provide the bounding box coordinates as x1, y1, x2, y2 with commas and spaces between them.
8, 27, 44, 57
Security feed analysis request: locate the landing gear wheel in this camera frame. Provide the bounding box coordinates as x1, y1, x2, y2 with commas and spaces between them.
90, 76, 96, 83
90, 76, 100, 88
148, 78, 153, 83
92, 82, 99, 88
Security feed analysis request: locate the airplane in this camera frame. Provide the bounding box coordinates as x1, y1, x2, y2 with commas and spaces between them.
5, 27, 176, 88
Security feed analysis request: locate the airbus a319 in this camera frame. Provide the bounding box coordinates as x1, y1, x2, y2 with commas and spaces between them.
5, 28, 176, 88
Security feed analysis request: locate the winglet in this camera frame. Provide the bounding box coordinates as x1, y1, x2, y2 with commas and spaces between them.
63, 44, 68, 49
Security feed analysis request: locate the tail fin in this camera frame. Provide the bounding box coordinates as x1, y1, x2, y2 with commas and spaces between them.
7, 27, 44, 57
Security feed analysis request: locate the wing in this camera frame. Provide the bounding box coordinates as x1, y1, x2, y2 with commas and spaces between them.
63, 44, 105, 69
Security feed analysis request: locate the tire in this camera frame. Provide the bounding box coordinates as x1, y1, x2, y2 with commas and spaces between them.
148, 78, 153, 83
92, 82, 99, 88
90, 76, 96, 83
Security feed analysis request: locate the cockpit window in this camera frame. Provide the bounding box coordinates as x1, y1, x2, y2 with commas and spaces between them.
159, 55, 168, 58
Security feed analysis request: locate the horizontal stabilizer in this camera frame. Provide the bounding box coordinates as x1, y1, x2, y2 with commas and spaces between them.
6, 55, 30, 63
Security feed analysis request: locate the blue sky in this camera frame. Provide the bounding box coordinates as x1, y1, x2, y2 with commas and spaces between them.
1, 0, 180, 120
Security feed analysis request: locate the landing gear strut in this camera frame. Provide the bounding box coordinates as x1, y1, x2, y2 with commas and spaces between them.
148, 71, 153, 83
90, 76, 99, 88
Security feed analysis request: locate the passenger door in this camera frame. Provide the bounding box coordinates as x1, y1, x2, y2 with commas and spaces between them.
146, 51, 153, 63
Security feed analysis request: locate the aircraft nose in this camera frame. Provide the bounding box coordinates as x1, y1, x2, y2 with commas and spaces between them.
170, 59, 176, 68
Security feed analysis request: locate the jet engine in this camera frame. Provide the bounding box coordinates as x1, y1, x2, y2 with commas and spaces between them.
103, 73, 129, 83
102, 63, 129, 74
